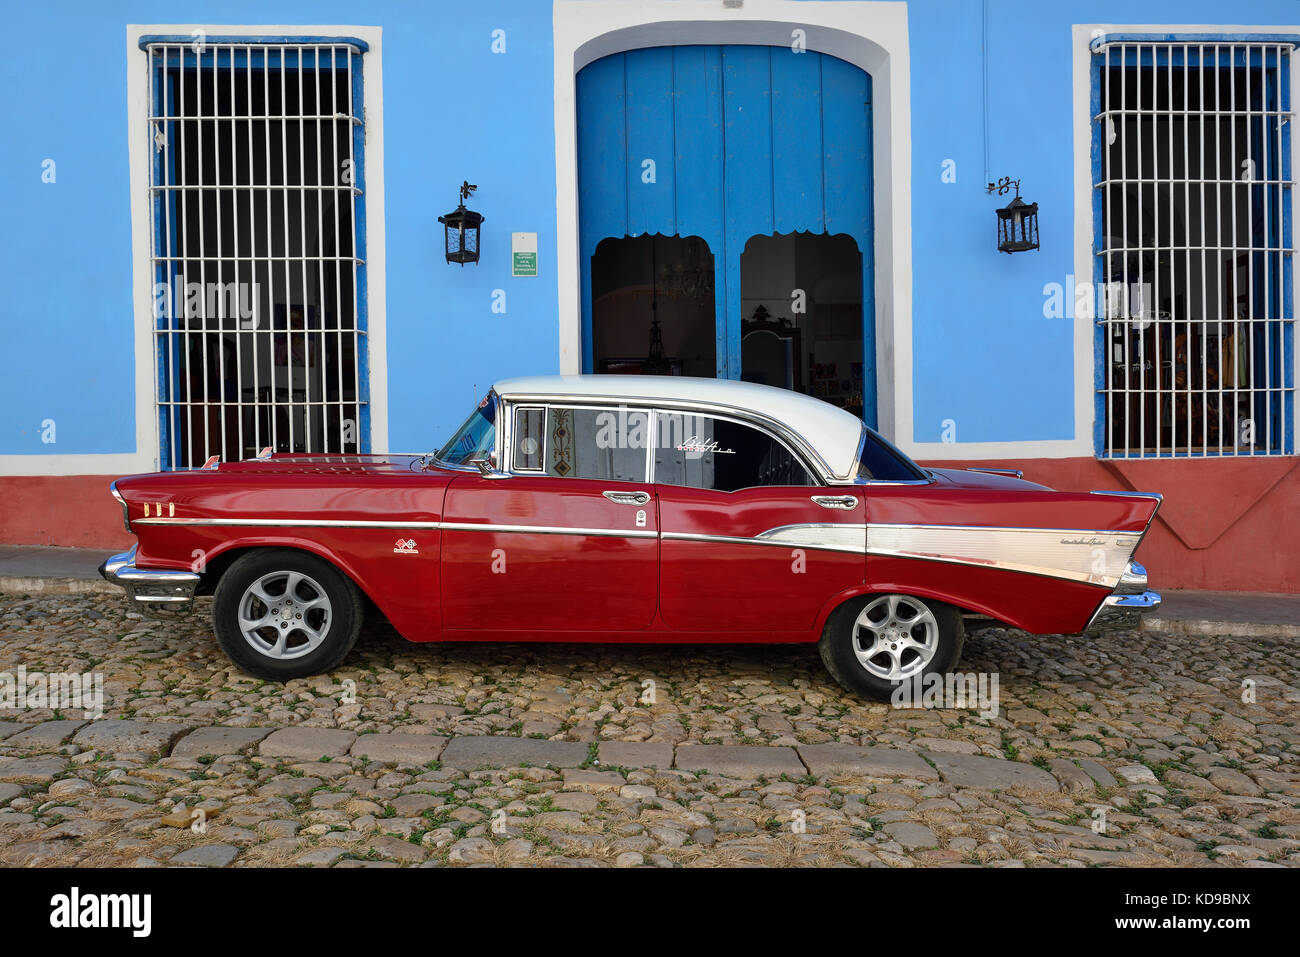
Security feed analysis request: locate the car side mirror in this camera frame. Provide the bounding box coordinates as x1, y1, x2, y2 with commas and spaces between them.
469, 456, 509, 479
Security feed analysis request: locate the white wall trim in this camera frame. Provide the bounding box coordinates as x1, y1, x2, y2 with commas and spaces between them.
553, 0, 911, 444
0, 24, 386, 478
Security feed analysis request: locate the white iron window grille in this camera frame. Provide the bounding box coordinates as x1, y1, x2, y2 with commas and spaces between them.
1093, 41, 1294, 457
146, 40, 368, 469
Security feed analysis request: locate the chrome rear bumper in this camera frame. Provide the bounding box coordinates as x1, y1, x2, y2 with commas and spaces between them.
99, 545, 199, 605
1086, 560, 1161, 630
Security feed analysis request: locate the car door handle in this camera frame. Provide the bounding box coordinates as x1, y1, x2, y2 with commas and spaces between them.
811, 495, 858, 510
603, 490, 651, 506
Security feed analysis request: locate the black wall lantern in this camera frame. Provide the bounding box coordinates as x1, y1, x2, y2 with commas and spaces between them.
438, 181, 484, 265
986, 176, 1039, 254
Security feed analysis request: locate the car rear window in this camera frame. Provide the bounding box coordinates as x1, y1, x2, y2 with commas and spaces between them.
858, 428, 928, 482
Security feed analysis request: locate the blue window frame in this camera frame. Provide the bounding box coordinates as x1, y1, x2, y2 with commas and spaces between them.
143, 37, 369, 468
1092, 37, 1294, 457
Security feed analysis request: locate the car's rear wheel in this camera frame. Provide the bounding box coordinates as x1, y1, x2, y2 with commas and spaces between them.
818, 593, 964, 701
212, 549, 363, 680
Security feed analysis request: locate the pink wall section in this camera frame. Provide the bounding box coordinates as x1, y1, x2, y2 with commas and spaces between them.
3, 457, 1297, 593
920, 456, 1300, 593
1, 476, 132, 552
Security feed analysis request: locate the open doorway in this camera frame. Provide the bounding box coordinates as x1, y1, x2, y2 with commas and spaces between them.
590, 235, 716, 376
740, 233, 865, 416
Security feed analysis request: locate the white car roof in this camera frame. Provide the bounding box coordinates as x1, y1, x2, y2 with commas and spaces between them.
493, 374, 865, 480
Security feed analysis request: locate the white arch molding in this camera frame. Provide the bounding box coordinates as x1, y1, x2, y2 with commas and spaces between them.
552, 0, 912, 445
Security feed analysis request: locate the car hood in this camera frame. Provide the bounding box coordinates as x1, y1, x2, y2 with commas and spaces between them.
214, 453, 428, 475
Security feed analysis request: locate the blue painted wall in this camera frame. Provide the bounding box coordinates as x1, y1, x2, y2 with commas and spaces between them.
1, 0, 1296, 461
908, 0, 1300, 444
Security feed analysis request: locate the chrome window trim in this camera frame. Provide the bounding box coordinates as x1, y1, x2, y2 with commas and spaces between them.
508, 404, 547, 473
647, 406, 819, 490
427, 390, 504, 474
499, 390, 839, 483
853, 426, 932, 484
501, 400, 652, 483
857, 477, 937, 486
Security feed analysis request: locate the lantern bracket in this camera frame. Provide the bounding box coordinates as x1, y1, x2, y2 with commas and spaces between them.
986, 176, 1020, 197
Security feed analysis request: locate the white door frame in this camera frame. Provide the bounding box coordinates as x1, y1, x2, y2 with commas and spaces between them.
553, 0, 912, 444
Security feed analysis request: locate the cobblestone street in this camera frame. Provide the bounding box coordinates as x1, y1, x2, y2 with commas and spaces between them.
0, 592, 1297, 867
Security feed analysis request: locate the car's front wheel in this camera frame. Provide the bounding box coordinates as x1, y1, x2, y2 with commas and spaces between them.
817, 593, 965, 701
212, 549, 363, 680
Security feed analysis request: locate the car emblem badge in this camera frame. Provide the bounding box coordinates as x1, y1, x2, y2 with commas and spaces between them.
393, 538, 419, 555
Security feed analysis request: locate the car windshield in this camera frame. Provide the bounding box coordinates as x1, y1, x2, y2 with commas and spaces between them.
857, 427, 929, 482
433, 393, 498, 467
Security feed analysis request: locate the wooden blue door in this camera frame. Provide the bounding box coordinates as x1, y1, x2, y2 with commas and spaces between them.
577, 45, 876, 426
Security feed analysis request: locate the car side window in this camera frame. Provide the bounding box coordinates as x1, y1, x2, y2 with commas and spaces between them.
512, 406, 545, 471
654, 412, 814, 491
514, 406, 649, 481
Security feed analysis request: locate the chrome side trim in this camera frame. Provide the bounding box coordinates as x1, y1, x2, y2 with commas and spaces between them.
666, 521, 1145, 585
442, 521, 657, 540
126, 512, 1147, 588
133, 516, 655, 539
967, 467, 1024, 479
866, 523, 1140, 588
755, 523, 868, 554
1089, 489, 1164, 503
134, 518, 445, 528
663, 525, 867, 555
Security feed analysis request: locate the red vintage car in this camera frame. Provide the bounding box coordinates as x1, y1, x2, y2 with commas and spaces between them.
101, 376, 1161, 700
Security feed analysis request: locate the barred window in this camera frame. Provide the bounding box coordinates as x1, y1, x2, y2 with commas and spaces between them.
146, 40, 368, 468
1094, 41, 1294, 457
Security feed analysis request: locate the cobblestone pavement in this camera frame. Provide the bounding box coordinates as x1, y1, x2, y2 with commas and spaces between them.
0, 593, 1296, 867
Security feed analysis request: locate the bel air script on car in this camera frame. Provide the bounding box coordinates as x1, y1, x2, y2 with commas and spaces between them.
100, 376, 1162, 701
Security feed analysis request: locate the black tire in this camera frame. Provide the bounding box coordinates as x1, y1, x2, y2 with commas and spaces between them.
817, 593, 965, 701
212, 549, 363, 680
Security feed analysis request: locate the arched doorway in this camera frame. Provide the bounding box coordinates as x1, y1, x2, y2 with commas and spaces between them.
576, 43, 877, 425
